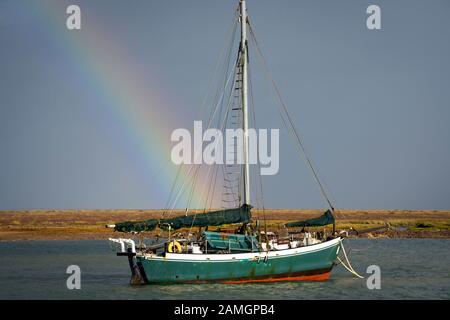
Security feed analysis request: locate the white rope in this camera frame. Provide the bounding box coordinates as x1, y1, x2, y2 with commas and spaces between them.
338, 241, 365, 279
337, 256, 364, 279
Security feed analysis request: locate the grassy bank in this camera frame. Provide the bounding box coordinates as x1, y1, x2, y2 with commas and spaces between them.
0, 209, 449, 241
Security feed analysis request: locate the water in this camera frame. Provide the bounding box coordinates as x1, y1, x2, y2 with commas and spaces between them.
0, 239, 448, 299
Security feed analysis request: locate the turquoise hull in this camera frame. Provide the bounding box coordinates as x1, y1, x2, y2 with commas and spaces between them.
133, 238, 342, 284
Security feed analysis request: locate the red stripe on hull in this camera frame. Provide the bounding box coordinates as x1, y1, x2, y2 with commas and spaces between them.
166, 268, 333, 285
221, 269, 331, 284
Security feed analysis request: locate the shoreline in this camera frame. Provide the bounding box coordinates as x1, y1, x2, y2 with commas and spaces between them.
1, 230, 449, 241
1, 233, 450, 242
1, 209, 449, 241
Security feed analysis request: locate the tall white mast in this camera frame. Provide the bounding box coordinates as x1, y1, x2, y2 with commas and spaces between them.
240, 0, 251, 206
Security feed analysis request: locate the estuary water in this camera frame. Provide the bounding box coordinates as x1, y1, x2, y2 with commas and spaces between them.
0, 239, 448, 299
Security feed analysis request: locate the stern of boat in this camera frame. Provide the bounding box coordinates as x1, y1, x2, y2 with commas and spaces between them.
109, 238, 146, 285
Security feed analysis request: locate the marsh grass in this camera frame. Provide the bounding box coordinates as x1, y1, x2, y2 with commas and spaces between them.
0, 209, 449, 240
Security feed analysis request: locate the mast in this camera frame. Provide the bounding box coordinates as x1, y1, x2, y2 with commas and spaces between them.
240, 0, 251, 206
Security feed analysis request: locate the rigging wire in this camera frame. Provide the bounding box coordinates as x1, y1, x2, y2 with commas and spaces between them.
249, 71, 269, 241
201, 48, 245, 212
247, 20, 335, 212
167, 57, 238, 215
186, 56, 242, 233
162, 9, 239, 219
185, 55, 239, 213
248, 58, 266, 223
187, 43, 248, 233
182, 16, 241, 213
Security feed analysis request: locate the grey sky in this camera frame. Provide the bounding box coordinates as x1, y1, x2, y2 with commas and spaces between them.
0, 0, 449, 210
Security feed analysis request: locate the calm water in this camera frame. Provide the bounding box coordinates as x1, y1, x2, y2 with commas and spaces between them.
0, 239, 448, 299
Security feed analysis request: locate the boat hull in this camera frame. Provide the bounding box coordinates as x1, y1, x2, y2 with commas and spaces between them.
134, 237, 342, 284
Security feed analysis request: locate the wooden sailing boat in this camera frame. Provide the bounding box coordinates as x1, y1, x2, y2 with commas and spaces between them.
108, 0, 343, 284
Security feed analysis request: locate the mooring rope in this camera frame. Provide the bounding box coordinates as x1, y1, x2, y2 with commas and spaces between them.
338, 241, 365, 279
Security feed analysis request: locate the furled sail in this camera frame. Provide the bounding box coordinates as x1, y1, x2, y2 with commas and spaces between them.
114, 219, 159, 233
285, 209, 335, 228
114, 204, 252, 233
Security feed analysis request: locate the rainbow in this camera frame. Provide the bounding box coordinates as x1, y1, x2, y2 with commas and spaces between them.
31, 1, 214, 208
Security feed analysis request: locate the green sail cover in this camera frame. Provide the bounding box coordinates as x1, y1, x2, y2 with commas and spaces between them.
114, 219, 159, 233
114, 204, 252, 233
159, 204, 252, 230
285, 209, 335, 228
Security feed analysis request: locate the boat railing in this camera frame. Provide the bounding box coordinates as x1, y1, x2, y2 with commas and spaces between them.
109, 238, 136, 253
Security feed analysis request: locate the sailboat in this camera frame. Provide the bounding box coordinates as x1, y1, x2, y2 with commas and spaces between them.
108, 0, 343, 284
